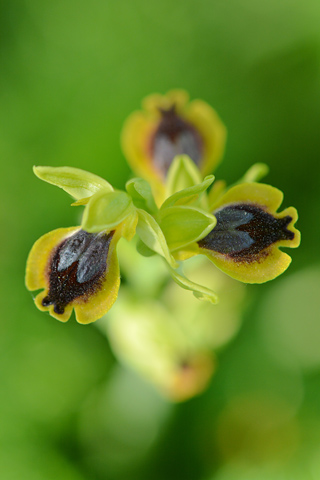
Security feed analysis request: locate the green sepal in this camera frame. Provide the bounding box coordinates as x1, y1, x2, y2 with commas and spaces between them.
234, 163, 269, 186
168, 265, 219, 304
126, 177, 158, 214
165, 155, 203, 198
136, 239, 157, 257
161, 175, 214, 210
81, 189, 134, 233
71, 196, 92, 206
33, 166, 113, 200
136, 209, 178, 268
207, 163, 269, 211
207, 180, 227, 210
158, 205, 217, 252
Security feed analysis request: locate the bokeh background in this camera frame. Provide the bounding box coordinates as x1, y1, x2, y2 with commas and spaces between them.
1, 0, 320, 478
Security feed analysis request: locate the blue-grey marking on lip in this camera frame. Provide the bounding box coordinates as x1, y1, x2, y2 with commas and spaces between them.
42, 230, 114, 315
198, 204, 294, 260
57, 230, 90, 272
77, 232, 110, 284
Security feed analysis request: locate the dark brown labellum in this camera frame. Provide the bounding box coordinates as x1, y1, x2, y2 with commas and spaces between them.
149, 105, 203, 176
198, 204, 294, 262
42, 230, 114, 315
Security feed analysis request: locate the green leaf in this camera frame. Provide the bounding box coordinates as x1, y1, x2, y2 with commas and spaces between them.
168, 265, 219, 304
165, 155, 203, 197
161, 175, 214, 209
33, 166, 113, 200
136, 209, 178, 268
158, 206, 217, 251
126, 177, 158, 214
82, 189, 134, 232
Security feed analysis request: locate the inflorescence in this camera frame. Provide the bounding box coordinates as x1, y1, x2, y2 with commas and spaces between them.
26, 90, 300, 325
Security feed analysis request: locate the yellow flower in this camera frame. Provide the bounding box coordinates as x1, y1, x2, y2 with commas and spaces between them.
26, 226, 122, 324
121, 90, 226, 203
181, 182, 300, 283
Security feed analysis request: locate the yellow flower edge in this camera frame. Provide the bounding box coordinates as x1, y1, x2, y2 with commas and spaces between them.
177, 182, 300, 284
213, 182, 284, 212
25, 226, 121, 324
183, 99, 226, 177
121, 90, 226, 204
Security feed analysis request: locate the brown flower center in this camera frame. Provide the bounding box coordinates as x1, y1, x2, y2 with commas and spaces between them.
198, 204, 294, 262
42, 230, 114, 314
149, 105, 203, 176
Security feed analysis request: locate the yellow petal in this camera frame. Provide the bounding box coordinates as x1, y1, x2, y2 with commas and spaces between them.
26, 227, 79, 291
74, 239, 120, 324
26, 227, 122, 324
197, 183, 300, 283
184, 99, 227, 176
34, 290, 73, 323
203, 245, 293, 284
121, 90, 226, 205
213, 182, 284, 212
142, 89, 189, 113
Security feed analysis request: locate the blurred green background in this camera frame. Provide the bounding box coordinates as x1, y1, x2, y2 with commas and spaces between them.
1, 0, 320, 478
